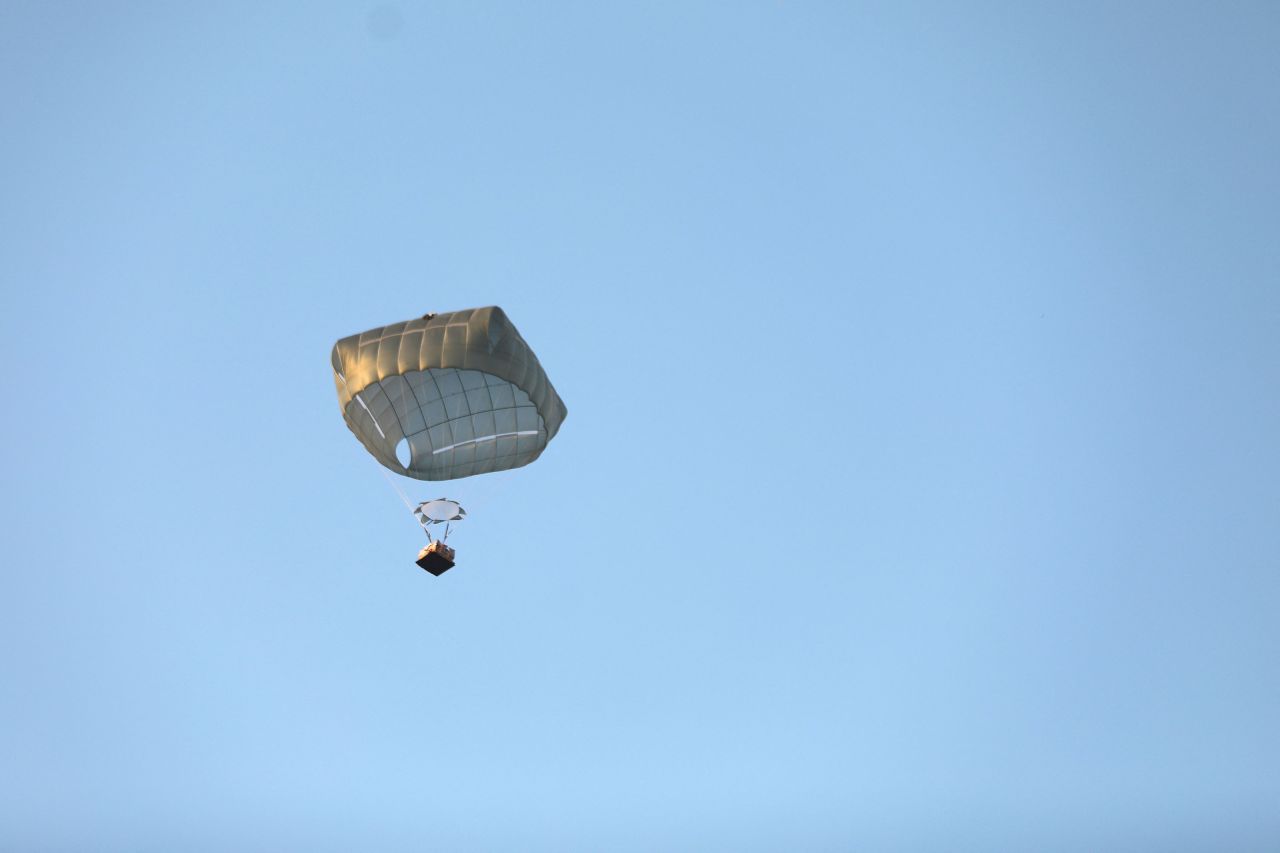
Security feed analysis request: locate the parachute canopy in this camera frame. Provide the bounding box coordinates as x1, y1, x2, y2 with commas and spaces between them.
332, 306, 567, 481
414, 499, 466, 525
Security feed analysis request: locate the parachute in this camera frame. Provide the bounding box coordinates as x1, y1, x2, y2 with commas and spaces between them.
332, 306, 566, 574
414, 499, 466, 525
332, 306, 567, 479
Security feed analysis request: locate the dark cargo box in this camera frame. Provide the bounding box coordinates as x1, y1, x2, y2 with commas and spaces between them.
416, 541, 456, 576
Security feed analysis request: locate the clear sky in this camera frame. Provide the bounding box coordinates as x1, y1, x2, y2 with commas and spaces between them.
2, 2, 1278, 850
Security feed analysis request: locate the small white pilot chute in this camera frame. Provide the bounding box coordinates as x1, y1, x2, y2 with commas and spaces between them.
414, 498, 466, 526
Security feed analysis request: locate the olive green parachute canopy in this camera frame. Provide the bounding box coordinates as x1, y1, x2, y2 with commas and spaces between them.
331, 306, 567, 481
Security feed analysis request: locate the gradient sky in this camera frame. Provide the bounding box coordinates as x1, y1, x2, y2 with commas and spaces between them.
2, 2, 1278, 850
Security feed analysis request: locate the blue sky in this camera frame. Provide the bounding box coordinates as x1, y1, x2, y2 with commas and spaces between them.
2, 2, 1278, 850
